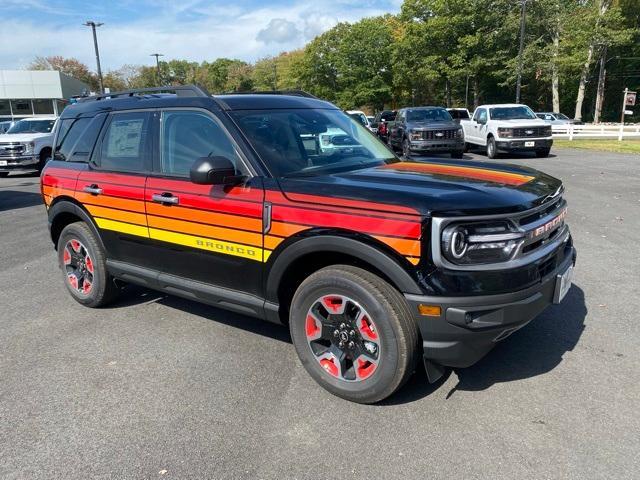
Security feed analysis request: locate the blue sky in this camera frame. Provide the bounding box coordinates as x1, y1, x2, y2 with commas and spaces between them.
1, 0, 401, 72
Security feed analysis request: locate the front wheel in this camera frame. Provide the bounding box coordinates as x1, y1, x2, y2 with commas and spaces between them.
535, 148, 551, 158
57, 222, 119, 307
486, 136, 498, 159
451, 150, 464, 159
0, 172, 9, 178
402, 137, 411, 158
289, 265, 419, 404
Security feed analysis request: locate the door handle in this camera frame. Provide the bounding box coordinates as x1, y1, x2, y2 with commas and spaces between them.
152, 192, 179, 205
83, 184, 103, 195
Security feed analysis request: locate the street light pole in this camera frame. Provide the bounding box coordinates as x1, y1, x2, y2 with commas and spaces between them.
515, 0, 527, 104
150, 53, 164, 86
83, 21, 104, 94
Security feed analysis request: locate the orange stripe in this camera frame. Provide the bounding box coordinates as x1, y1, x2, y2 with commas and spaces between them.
270, 222, 308, 237
406, 257, 420, 266
85, 205, 147, 226
76, 192, 146, 213
385, 162, 534, 186
42, 185, 76, 198
374, 236, 421, 257
145, 202, 262, 232
264, 235, 284, 250
147, 215, 263, 247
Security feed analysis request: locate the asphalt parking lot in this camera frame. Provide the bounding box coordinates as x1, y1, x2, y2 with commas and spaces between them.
1, 148, 639, 480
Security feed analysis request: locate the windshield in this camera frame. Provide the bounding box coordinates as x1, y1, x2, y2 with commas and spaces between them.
406, 108, 452, 122
448, 109, 469, 120
489, 106, 536, 120
231, 109, 397, 177
7, 119, 55, 134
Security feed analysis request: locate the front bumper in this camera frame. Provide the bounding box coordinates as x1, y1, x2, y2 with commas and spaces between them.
496, 138, 553, 151
0, 155, 38, 172
405, 245, 576, 373
409, 139, 464, 153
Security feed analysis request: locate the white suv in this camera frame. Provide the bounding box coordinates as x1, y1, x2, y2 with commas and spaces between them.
0, 116, 57, 177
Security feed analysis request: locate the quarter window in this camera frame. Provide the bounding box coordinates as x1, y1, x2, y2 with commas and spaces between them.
54, 118, 90, 161
160, 110, 242, 177
97, 112, 151, 172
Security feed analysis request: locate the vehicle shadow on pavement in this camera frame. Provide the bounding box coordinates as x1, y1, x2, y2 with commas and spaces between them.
447, 284, 587, 396
0, 190, 44, 212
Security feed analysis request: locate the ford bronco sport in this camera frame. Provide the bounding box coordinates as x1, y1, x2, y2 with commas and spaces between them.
41, 86, 576, 404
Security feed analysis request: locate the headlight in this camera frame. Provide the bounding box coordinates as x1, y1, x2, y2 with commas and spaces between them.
456, 128, 464, 138
498, 128, 513, 138
23, 142, 35, 154
543, 126, 552, 136
442, 221, 523, 265
410, 130, 422, 141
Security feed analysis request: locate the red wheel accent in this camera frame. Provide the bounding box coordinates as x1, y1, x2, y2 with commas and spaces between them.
356, 358, 376, 380
68, 273, 78, 290
305, 314, 320, 338
82, 279, 92, 294
70, 240, 81, 252
358, 315, 378, 341
322, 296, 343, 313
85, 255, 94, 274
319, 357, 339, 377
63, 248, 71, 265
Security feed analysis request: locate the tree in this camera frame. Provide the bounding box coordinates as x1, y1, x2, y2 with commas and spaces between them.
29, 56, 99, 91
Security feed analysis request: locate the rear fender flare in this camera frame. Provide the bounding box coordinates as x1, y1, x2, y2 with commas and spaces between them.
48, 197, 104, 251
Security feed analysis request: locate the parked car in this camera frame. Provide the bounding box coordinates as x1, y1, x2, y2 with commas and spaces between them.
346, 110, 375, 133
460, 104, 553, 158
388, 107, 464, 158
536, 112, 583, 125
42, 86, 575, 403
446, 108, 471, 122
0, 116, 57, 177
371, 110, 396, 142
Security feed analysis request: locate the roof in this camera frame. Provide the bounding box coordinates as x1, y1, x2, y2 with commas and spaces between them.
214, 94, 336, 110
479, 104, 529, 109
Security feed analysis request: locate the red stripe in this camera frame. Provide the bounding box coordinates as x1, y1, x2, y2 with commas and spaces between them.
280, 191, 420, 216
42, 175, 77, 190
78, 171, 146, 187
146, 177, 263, 203
271, 205, 421, 239
143, 190, 263, 218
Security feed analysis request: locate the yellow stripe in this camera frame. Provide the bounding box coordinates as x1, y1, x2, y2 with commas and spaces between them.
149, 228, 270, 262
95, 218, 150, 238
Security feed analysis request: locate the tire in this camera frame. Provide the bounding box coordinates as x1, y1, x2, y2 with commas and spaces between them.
486, 136, 497, 159
57, 221, 119, 308
289, 265, 420, 404
0, 172, 9, 178
36, 148, 51, 174
451, 150, 464, 159
402, 137, 411, 159
463, 142, 471, 153
535, 148, 551, 158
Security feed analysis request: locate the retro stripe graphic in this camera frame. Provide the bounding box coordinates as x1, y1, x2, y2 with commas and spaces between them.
42, 167, 424, 266
384, 162, 535, 186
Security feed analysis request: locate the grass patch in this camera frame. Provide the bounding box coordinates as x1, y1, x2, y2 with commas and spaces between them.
554, 138, 640, 154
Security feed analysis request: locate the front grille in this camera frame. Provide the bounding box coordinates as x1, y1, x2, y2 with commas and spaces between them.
512, 126, 550, 138
0, 143, 26, 157
419, 129, 458, 140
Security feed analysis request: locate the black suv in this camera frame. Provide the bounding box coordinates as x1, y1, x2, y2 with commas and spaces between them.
42, 85, 576, 403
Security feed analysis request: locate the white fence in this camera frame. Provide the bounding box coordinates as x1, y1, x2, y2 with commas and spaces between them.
552, 124, 640, 141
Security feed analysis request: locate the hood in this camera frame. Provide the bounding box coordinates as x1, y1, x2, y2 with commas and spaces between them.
491, 118, 547, 128
406, 121, 460, 130
0, 132, 50, 143
278, 160, 562, 217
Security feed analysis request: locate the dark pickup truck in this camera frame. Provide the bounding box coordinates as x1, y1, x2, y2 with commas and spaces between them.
388, 106, 465, 158
42, 86, 575, 404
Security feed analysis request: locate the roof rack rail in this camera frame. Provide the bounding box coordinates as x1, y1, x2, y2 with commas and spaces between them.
77, 84, 211, 103
218, 90, 318, 99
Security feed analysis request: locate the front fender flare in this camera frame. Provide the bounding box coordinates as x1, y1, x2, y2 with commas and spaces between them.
265, 235, 423, 302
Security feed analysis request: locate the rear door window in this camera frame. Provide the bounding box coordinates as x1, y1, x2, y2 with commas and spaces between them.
95, 111, 152, 172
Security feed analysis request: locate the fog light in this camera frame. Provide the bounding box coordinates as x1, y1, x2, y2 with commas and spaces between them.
418, 304, 441, 317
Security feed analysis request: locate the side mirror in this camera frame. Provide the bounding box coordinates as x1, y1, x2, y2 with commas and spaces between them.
190, 156, 241, 185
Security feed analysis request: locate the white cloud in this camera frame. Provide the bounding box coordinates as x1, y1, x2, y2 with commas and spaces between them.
0, 1, 400, 71
257, 18, 301, 44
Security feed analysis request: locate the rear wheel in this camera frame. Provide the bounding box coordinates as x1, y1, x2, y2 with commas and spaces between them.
451, 150, 464, 159
289, 265, 419, 404
486, 136, 497, 159
57, 222, 119, 307
535, 148, 551, 158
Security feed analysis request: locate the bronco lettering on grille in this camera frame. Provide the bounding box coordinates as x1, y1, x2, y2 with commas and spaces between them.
530, 208, 567, 240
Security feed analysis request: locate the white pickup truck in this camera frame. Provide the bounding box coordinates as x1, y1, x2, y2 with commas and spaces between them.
460, 104, 553, 158
0, 116, 57, 177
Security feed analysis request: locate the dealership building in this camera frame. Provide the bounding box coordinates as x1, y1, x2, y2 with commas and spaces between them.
0, 70, 91, 121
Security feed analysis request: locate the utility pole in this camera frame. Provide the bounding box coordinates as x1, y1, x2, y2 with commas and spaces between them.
272, 62, 278, 91
621, 87, 628, 125
515, 0, 527, 103
83, 21, 104, 94
594, 46, 608, 124
150, 53, 164, 86
465, 74, 470, 110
